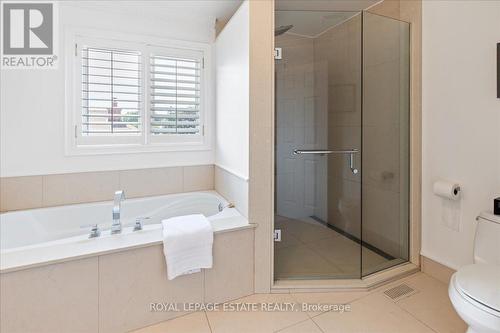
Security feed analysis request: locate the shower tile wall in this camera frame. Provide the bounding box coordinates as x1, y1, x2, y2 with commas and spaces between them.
362, 13, 410, 270
313, 14, 362, 239
275, 34, 325, 220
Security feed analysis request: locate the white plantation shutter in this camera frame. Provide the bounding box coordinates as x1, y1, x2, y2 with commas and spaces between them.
81, 47, 142, 136
72, 34, 209, 153
150, 54, 201, 136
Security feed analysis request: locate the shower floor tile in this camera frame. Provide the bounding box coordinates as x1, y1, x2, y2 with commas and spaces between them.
274, 215, 391, 279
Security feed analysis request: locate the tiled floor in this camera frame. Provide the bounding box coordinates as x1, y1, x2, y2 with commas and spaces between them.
274, 215, 403, 279
132, 272, 466, 333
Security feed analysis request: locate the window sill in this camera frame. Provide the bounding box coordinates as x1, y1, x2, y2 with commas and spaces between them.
65, 142, 211, 156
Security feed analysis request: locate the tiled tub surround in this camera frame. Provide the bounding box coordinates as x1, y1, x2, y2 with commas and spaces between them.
215, 165, 249, 218
0, 190, 255, 332
0, 164, 214, 212
0, 228, 255, 333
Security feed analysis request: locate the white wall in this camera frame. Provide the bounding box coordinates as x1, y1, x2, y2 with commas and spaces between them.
214, 1, 249, 180
422, 0, 500, 269
0, 3, 215, 177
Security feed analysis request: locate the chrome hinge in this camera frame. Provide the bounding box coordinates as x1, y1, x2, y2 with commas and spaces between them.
75, 43, 78, 57
274, 47, 282, 60
273, 229, 281, 242
202, 57, 205, 69
74, 125, 78, 138
202, 125, 205, 135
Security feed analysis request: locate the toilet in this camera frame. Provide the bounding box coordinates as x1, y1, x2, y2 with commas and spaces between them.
448, 212, 500, 333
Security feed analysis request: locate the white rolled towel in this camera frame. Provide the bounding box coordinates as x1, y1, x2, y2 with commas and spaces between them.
162, 214, 213, 280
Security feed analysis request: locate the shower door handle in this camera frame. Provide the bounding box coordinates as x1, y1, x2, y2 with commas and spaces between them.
292, 149, 359, 174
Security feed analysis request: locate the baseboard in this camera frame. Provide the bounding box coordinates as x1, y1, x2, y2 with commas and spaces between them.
420, 255, 456, 285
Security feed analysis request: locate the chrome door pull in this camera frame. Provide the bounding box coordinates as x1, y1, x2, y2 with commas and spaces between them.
293, 149, 358, 155
348, 152, 359, 175
293, 149, 359, 174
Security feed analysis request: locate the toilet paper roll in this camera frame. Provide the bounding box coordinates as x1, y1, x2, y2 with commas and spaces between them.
433, 180, 461, 200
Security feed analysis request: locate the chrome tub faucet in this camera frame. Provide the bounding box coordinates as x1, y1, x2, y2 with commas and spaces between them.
111, 190, 125, 234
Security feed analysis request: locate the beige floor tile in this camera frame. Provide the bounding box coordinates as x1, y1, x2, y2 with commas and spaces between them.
307, 236, 362, 277
206, 293, 309, 333
277, 217, 340, 243
361, 247, 395, 275
290, 290, 370, 317
395, 274, 467, 333
274, 217, 397, 280
274, 245, 342, 279
277, 319, 323, 333
131, 312, 210, 333
312, 292, 435, 333
274, 231, 302, 250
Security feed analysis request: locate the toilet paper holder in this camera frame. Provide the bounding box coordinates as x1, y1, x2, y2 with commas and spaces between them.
433, 180, 461, 200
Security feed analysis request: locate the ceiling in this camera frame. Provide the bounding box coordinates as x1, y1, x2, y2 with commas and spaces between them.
275, 0, 381, 12
65, 0, 381, 38
275, 0, 381, 37
275, 11, 360, 38
65, 1, 244, 25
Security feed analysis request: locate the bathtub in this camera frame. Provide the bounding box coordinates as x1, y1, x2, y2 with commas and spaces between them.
0, 191, 251, 272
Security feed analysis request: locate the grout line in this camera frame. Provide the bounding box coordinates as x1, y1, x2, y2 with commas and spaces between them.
41, 175, 45, 207
273, 318, 312, 333
395, 304, 440, 333
97, 256, 100, 333
181, 166, 185, 192
287, 293, 314, 320
311, 317, 325, 333
204, 311, 213, 333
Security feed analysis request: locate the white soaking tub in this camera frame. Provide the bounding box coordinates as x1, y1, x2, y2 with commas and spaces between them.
0, 191, 251, 272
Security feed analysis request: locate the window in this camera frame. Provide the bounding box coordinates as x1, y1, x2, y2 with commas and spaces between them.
148, 47, 204, 145
67, 32, 210, 154
150, 55, 201, 136
82, 47, 142, 137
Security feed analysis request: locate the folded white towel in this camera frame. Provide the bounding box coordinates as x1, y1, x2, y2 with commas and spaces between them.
162, 214, 213, 280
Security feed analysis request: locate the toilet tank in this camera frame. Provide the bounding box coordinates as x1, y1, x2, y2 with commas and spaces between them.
474, 212, 500, 266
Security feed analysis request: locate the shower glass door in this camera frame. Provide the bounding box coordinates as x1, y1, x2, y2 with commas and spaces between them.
274, 11, 363, 280
274, 10, 410, 280
361, 12, 410, 276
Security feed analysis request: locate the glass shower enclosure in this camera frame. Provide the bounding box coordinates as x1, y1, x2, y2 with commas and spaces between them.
274, 10, 410, 280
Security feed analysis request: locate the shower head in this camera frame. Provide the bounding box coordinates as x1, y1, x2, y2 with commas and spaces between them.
275, 25, 293, 36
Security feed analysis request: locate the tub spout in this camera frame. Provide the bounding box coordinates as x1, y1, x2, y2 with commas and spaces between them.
111, 190, 125, 234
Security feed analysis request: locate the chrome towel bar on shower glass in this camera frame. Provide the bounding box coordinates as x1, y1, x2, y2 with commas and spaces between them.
292, 149, 359, 174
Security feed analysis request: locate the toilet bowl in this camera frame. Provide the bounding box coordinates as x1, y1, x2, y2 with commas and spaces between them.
448, 212, 500, 333
449, 264, 500, 333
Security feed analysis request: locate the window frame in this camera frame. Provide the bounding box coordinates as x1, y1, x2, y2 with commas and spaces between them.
147, 45, 205, 146
65, 27, 212, 155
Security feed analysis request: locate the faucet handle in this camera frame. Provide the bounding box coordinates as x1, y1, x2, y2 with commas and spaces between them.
80, 224, 101, 238
114, 190, 125, 200
133, 217, 150, 231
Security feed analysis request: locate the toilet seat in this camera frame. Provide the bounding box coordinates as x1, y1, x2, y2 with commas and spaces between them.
455, 264, 500, 315
449, 267, 500, 333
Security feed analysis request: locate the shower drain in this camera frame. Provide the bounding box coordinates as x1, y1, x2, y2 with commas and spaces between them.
383, 283, 417, 301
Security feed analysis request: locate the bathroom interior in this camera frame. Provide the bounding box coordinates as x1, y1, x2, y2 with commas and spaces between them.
0, 0, 499, 333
